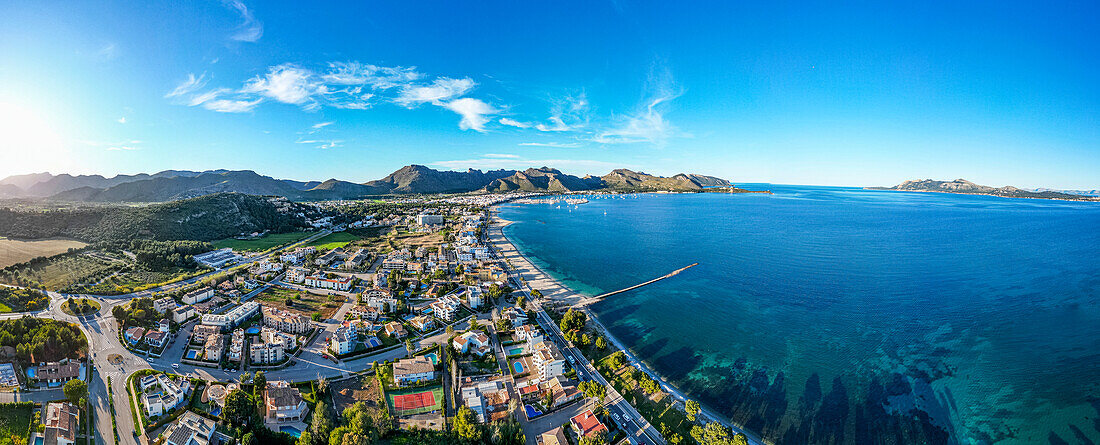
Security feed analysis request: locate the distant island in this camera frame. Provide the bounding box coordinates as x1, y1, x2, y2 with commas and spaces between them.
867, 178, 1100, 201
0, 165, 767, 203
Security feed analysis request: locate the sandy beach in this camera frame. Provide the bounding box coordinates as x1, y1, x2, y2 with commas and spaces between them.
487, 208, 767, 445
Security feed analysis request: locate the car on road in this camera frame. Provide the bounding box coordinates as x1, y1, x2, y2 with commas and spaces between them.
172, 363, 179, 369
613, 413, 621, 422
568, 356, 575, 364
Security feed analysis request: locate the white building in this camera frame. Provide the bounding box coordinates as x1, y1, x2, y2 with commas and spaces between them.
181, 287, 214, 305
141, 374, 191, 418
201, 301, 260, 330
531, 340, 567, 381
330, 327, 355, 355
193, 248, 241, 268
251, 328, 293, 365
430, 294, 463, 321
416, 213, 444, 225
153, 297, 177, 315
393, 356, 435, 386
466, 286, 484, 308
452, 331, 491, 356
265, 381, 308, 423
228, 329, 245, 362
172, 305, 196, 323
285, 267, 308, 284
515, 324, 543, 344
305, 274, 353, 291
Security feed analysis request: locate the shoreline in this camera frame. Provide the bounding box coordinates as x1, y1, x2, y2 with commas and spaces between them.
487, 206, 768, 445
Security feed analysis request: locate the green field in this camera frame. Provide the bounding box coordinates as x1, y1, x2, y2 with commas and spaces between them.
0, 402, 33, 445
385, 385, 445, 417
211, 231, 312, 252
305, 232, 361, 250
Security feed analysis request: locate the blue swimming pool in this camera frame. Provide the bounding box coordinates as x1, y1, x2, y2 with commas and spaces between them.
245, 327, 261, 334
186, 350, 199, 359
280, 426, 302, 437
35, 436, 43, 445
524, 404, 543, 418
512, 362, 524, 373
424, 352, 439, 364
507, 347, 524, 356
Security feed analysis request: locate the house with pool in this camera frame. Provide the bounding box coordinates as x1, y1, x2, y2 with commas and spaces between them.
264, 380, 308, 424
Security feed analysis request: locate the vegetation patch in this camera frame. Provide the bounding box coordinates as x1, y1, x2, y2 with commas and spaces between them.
0, 317, 87, 364
0, 286, 49, 312
305, 231, 361, 250
0, 402, 34, 445
211, 231, 312, 252
61, 297, 101, 316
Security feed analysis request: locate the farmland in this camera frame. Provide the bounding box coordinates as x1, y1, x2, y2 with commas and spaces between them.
211, 231, 312, 252
0, 236, 87, 268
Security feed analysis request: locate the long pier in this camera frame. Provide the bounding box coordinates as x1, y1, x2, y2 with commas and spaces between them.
574, 263, 699, 306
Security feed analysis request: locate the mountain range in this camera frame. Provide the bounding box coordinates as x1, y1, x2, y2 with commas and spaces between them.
869, 179, 1100, 201
0, 165, 732, 202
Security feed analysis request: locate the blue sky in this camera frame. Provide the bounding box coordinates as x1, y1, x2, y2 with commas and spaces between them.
0, 0, 1097, 189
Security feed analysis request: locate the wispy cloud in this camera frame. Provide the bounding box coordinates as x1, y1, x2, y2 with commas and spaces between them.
483, 153, 521, 159
444, 98, 497, 132
518, 142, 582, 148
296, 138, 342, 149
116, 117, 127, 124
106, 145, 139, 151
202, 98, 261, 113
395, 77, 475, 107
499, 118, 531, 129
97, 43, 118, 61
594, 68, 682, 145
322, 62, 422, 89
166, 73, 209, 99
312, 121, 334, 130
225, 0, 263, 42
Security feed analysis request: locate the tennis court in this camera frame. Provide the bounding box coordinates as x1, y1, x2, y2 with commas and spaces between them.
386, 385, 444, 416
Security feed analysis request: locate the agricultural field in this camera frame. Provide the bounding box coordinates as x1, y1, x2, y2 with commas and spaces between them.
255, 286, 341, 319
211, 231, 312, 252
0, 236, 87, 268
305, 231, 362, 250
0, 252, 120, 290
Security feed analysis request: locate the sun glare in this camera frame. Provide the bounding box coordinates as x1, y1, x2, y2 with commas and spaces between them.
0, 102, 68, 177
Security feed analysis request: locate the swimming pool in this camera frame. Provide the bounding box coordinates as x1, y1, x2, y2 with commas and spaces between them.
507, 347, 524, 356
424, 352, 439, 364
512, 362, 524, 373
35, 436, 43, 445
245, 327, 260, 334
280, 426, 302, 437
524, 404, 543, 419
186, 349, 199, 359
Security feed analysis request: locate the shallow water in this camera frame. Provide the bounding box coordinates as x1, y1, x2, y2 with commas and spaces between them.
499, 185, 1100, 445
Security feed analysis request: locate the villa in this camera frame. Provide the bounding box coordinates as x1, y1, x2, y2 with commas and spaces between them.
125, 326, 146, 346
144, 330, 168, 349
393, 356, 435, 386
164, 411, 216, 445
265, 380, 308, 423
43, 402, 78, 445
452, 331, 491, 356
409, 314, 435, 332
141, 374, 190, 418
36, 362, 81, 386
516, 324, 543, 343
570, 410, 608, 440
460, 379, 511, 423
539, 427, 568, 445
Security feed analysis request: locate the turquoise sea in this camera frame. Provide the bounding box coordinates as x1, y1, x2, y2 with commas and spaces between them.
498, 185, 1100, 445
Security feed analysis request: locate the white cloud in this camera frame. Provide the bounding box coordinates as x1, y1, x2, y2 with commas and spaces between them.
536, 116, 570, 132
395, 77, 475, 107
483, 153, 521, 159
499, 118, 531, 128
518, 142, 582, 148
166, 73, 208, 98
202, 98, 261, 113
106, 145, 139, 151
243, 65, 320, 107
322, 62, 422, 89
296, 138, 342, 149
117, 117, 126, 124
593, 71, 682, 145
443, 98, 497, 132
312, 121, 334, 129
225, 0, 263, 42
97, 43, 118, 60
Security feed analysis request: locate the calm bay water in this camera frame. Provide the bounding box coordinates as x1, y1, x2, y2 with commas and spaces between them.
498, 185, 1100, 445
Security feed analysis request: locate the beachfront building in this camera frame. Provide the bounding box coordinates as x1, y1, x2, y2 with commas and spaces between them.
43, 402, 78, 445
304, 274, 354, 291
201, 301, 260, 331
531, 340, 566, 381
164, 411, 216, 445
264, 380, 308, 423
263, 306, 311, 334
502, 307, 527, 328
515, 324, 543, 343
182, 287, 214, 305
393, 356, 435, 386
452, 331, 491, 356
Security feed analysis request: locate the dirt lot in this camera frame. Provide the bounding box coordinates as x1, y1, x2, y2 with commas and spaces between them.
331, 374, 385, 414
256, 286, 342, 319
